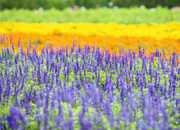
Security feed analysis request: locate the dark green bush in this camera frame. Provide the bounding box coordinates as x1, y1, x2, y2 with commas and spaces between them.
0, 0, 180, 10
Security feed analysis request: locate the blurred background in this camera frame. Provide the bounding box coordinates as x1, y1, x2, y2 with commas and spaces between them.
1, 0, 180, 10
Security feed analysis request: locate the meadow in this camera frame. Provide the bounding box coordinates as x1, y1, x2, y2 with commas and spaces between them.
0, 7, 180, 130
1, 7, 180, 23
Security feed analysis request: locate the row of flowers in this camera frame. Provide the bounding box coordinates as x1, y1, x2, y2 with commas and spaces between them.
1, 22, 180, 39
1, 33, 180, 56
0, 42, 180, 129
1, 22, 180, 55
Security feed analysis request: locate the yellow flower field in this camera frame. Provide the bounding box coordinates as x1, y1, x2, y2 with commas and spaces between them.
0, 22, 180, 55
1, 22, 180, 39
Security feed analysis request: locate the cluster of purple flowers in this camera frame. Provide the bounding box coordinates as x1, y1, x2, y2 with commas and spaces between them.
0, 43, 180, 130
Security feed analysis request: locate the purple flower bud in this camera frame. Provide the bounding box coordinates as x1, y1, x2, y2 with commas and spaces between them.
7, 106, 26, 129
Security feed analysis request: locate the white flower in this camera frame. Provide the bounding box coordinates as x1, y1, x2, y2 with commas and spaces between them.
80, 6, 86, 11
140, 5, 145, 9
108, 2, 113, 7
38, 7, 43, 13
113, 6, 118, 10
34, 7, 43, 13
150, 8, 156, 12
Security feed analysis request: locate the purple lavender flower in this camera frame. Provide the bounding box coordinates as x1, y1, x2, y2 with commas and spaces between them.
7, 106, 26, 129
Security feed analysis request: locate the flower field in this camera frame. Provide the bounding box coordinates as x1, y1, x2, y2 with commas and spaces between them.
1, 22, 180, 55
0, 11, 180, 130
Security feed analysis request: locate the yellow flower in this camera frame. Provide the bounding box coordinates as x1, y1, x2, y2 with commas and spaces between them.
1, 22, 180, 39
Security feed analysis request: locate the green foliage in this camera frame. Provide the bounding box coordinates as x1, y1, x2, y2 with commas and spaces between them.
1, 7, 180, 24
1, 0, 180, 10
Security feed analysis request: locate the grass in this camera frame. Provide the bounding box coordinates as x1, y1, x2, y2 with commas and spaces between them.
0, 7, 180, 24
